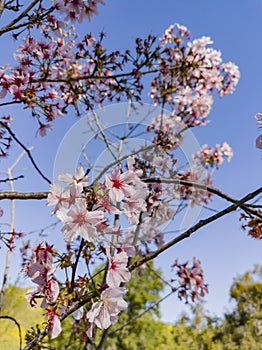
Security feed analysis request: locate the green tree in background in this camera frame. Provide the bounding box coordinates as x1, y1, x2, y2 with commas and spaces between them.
2, 264, 262, 349
213, 265, 262, 350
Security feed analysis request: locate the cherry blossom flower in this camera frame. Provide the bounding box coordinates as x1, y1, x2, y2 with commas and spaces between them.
72, 305, 84, 320
47, 183, 69, 214
123, 189, 147, 225
173, 259, 208, 303
87, 287, 127, 330
105, 167, 136, 202
45, 307, 62, 339
58, 166, 90, 189
106, 250, 131, 287
56, 198, 104, 242
36, 122, 53, 137
25, 243, 59, 307
193, 142, 233, 168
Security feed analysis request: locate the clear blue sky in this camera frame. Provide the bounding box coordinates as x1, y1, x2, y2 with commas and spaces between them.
0, 0, 262, 323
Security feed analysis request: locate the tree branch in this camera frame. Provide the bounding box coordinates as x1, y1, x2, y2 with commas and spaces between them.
129, 186, 262, 272
0, 0, 40, 36
144, 177, 262, 219
0, 0, 5, 18
0, 191, 48, 200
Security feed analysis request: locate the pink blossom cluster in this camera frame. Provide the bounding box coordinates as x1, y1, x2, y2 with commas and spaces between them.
86, 248, 131, 333
0, 26, 125, 133
150, 24, 240, 127
173, 258, 208, 303
50, 0, 105, 23
0, 21, 239, 144
149, 114, 184, 150
47, 162, 148, 242
193, 142, 233, 168
25, 243, 59, 305
24, 243, 62, 338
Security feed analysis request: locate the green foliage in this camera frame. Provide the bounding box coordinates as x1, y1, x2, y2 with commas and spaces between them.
0, 285, 43, 350
213, 265, 262, 350
124, 260, 164, 317
2, 265, 262, 350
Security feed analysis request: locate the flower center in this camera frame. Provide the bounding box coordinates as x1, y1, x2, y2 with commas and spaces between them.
112, 178, 123, 189
75, 214, 86, 226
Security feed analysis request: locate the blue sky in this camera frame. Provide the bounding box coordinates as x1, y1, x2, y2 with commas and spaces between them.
0, 0, 262, 323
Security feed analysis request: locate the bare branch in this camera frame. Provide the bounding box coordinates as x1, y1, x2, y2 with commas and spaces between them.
0, 121, 51, 184
145, 177, 262, 219
0, 175, 24, 183
91, 108, 118, 161
0, 0, 5, 18
0, 0, 40, 35
0, 191, 48, 200
129, 186, 262, 272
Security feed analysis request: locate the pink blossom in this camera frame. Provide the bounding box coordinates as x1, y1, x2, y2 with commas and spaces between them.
123, 189, 147, 225
193, 142, 233, 168
58, 166, 90, 189
173, 258, 208, 303
47, 183, 69, 214
106, 250, 131, 287
25, 243, 59, 307
105, 167, 136, 202
45, 307, 62, 339
255, 113, 262, 127
36, 122, 53, 137
87, 287, 127, 329
57, 198, 104, 242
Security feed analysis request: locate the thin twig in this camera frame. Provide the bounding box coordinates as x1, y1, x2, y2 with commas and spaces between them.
0, 121, 51, 184
0, 315, 22, 350
91, 108, 117, 161
0, 175, 24, 183
0, 0, 40, 35
69, 238, 85, 293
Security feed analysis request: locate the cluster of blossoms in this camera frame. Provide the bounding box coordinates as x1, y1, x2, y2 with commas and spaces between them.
0, 18, 240, 154
240, 212, 262, 240
193, 142, 233, 168
25, 243, 59, 308
42, 143, 219, 337
50, 0, 105, 22
87, 248, 131, 333
172, 259, 208, 303
38, 162, 147, 337
150, 24, 240, 127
